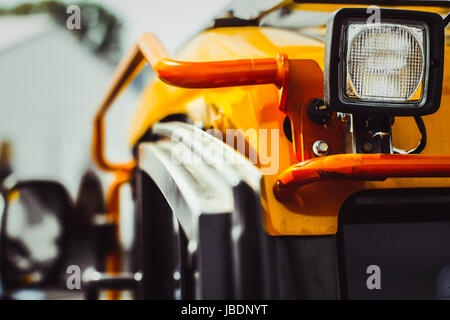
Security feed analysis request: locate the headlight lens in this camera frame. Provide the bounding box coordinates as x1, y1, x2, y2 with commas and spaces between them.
345, 23, 425, 102
324, 8, 444, 116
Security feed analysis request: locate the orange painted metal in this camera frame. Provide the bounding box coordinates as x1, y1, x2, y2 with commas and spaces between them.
284, 60, 346, 162
93, 32, 290, 174
274, 154, 450, 202
139, 33, 289, 89
104, 172, 129, 300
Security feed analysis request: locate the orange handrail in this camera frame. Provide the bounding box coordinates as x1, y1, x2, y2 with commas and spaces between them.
92, 32, 289, 175
274, 154, 450, 202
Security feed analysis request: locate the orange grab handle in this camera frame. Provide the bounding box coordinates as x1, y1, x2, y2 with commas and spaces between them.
92, 32, 289, 174
274, 154, 450, 202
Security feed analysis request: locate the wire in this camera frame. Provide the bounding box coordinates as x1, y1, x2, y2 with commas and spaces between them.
393, 116, 427, 154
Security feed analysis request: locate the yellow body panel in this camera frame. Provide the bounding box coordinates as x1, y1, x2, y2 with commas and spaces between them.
129, 15, 450, 235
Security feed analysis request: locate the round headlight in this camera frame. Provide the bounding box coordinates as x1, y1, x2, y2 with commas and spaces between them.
346, 24, 425, 102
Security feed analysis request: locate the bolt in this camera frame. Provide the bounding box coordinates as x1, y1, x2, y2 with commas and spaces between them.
313, 140, 330, 157
307, 99, 331, 125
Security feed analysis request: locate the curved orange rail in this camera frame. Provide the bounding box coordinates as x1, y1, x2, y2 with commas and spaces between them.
92, 32, 289, 174
274, 154, 450, 202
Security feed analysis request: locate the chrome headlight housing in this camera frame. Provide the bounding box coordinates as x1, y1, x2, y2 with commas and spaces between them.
324, 8, 444, 116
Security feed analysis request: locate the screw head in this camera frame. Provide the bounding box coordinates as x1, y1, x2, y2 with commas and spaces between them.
313, 140, 330, 157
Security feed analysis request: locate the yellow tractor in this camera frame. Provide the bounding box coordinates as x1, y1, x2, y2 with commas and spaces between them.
4, 0, 450, 300
87, 0, 450, 300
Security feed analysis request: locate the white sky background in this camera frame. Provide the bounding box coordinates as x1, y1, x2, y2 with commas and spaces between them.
1, 0, 232, 53
88, 0, 231, 52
